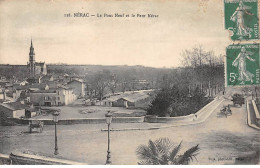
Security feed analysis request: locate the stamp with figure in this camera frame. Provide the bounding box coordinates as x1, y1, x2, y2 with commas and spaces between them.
226, 43, 260, 86
224, 0, 259, 41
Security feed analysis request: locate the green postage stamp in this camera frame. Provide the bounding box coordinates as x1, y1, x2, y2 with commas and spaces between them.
224, 0, 259, 41
226, 44, 260, 86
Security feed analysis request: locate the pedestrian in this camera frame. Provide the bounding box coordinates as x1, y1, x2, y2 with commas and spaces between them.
227, 104, 232, 115
193, 114, 198, 121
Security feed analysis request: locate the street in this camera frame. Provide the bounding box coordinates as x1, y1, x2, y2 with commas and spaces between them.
0, 88, 259, 165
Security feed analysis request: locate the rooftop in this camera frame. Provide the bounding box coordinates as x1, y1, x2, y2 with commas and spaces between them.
0, 101, 26, 111
67, 79, 83, 84
106, 90, 153, 102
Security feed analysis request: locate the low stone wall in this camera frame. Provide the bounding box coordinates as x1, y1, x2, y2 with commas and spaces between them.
144, 98, 218, 123
144, 114, 194, 123
6, 116, 144, 125
252, 100, 260, 127
0, 153, 11, 165
195, 98, 218, 119
113, 117, 144, 123
9, 152, 85, 165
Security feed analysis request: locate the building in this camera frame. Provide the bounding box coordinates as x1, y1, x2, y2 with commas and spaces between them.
101, 90, 154, 108
0, 102, 26, 119
41, 75, 54, 83
112, 94, 150, 108
66, 79, 85, 98
27, 75, 42, 84
0, 88, 6, 100
28, 86, 77, 106
27, 39, 47, 78
25, 105, 40, 118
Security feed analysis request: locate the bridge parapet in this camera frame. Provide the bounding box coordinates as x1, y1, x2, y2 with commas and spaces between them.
252, 100, 260, 127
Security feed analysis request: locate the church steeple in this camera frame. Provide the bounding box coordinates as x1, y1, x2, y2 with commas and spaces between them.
29, 39, 35, 56
29, 39, 35, 77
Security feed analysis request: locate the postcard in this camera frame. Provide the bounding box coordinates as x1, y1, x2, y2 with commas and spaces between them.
0, 0, 259, 166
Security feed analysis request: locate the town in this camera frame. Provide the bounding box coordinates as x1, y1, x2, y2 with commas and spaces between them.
0, 40, 156, 123
0, 0, 260, 166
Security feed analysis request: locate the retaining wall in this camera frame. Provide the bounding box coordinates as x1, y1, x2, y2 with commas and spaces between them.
9, 152, 85, 165
0, 153, 11, 165
252, 100, 260, 127
6, 116, 144, 125
144, 114, 194, 123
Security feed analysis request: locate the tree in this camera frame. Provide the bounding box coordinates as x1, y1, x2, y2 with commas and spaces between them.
146, 87, 176, 117
147, 84, 208, 117
91, 70, 111, 101
121, 81, 128, 93
108, 74, 118, 95
180, 45, 224, 96
136, 138, 200, 165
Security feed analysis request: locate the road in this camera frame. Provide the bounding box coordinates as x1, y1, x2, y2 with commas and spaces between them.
0, 88, 259, 165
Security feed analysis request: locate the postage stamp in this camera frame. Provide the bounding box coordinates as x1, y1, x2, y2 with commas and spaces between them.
226, 43, 260, 86
224, 0, 259, 41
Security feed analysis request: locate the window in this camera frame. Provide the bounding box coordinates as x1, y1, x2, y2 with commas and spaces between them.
45, 96, 50, 100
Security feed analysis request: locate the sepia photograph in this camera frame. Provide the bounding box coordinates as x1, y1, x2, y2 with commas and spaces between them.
0, 0, 259, 165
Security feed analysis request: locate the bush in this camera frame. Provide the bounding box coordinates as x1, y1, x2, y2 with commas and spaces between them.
147, 85, 211, 117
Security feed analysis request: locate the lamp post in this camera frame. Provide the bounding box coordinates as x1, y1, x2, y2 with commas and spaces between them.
52, 111, 60, 155
105, 111, 113, 165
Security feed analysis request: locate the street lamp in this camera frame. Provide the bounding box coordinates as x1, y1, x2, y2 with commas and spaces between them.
105, 111, 113, 165
52, 110, 60, 155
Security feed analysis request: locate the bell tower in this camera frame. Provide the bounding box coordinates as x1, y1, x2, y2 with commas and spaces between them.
29, 39, 35, 77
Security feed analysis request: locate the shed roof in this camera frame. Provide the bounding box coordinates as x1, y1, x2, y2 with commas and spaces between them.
106, 92, 150, 102
16, 83, 48, 90
67, 79, 83, 84
0, 102, 26, 111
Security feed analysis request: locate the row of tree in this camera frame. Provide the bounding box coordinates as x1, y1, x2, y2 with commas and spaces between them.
147, 45, 224, 117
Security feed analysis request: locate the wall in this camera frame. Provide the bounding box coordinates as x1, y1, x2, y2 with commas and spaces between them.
9, 152, 85, 165
144, 114, 194, 123
64, 89, 77, 105
12, 109, 25, 118
252, 100, 260, 127
13, 90, 22, 101
35, 66, 42, 76
7, 116, 144, 125
29, 92, 56, 106
67, 81, 85, 98
113, 99, 134, 107
0, 153, 11, 165
0, 105, 13, 118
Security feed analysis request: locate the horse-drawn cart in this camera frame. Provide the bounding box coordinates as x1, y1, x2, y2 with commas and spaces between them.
220, 105, 232, 118
28, 120, 44, 133
232, 94, 245, 106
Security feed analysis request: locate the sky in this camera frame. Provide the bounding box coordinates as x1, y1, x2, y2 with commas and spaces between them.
0, 0, 230, 68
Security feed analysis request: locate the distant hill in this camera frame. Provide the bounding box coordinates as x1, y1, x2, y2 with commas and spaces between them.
0, 64, 170, 81
0, 64, 28, 80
